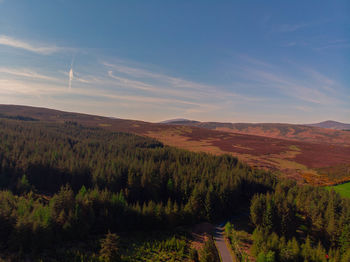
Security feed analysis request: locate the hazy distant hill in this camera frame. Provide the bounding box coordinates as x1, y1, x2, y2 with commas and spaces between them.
160, 118, 199, 124
162, 119, 350, 145
307, 120, 350, 130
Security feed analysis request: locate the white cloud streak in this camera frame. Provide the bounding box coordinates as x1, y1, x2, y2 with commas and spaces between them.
273, 20, 327, 33
68, 58, 74, 89
0, 35, 60, 55
240, 66, 341, 105
103, 62, 216, 91
103, 61, 262, 103
68, 68, 74, 89
0, 77, 217, 109
275, 23, 309, 33
0, 67, 57, 81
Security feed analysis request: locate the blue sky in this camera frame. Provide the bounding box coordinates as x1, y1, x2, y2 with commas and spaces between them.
0, 1, 349, 123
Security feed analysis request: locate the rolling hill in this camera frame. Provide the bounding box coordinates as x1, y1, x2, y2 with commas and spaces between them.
1, 104, 350, 185
307, 120, 350, 130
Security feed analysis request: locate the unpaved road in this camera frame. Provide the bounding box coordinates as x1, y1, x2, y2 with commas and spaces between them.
214, 226, 235, 262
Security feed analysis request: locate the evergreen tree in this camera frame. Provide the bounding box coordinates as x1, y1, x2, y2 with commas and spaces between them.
99, 231, 121, 262
339, 225, 350, 255
17, 174, 31, 193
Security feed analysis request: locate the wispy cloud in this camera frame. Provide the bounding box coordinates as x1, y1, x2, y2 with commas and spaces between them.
282, 38, 350, 51
106, 69, 221, 101
104, 61, 268, 108
103, 62, 163, 80
241, 67, 341, 105
0, 76, 216, 110
236, 55, 343, 105
104, 62, 217, 92
314, 39, 350, 51
274, 23, 310, 33
294, 105, 313, 112
300, 67, 336, 92
0, 67, 57, 81
273, 20, 328, 33
107, 70, 159, 92
0, 57, 263, 122
60, 70, 101, 84
104, 62, 211, 94
0, 35, 60, 54
237, 55, 274, 68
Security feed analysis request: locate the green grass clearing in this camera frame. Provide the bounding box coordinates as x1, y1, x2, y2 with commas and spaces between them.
326, 181, 350, 198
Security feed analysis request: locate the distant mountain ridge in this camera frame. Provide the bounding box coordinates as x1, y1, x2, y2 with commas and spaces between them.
162, 119, 350, 130
307, 120, 350, 130
160, 118, 199, 124
161, 119, 350, 145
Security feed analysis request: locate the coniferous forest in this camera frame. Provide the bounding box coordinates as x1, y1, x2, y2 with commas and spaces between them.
0, 118, 349, 261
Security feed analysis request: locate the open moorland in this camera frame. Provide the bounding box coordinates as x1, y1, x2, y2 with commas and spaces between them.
165, 120, 350, 145
1, 104, 350, 185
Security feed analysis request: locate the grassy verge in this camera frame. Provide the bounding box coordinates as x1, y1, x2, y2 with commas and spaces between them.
224, 223, 252, 262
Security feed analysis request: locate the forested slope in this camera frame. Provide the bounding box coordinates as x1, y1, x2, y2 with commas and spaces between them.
0, 118, 272, 260
0, 118, 349, 261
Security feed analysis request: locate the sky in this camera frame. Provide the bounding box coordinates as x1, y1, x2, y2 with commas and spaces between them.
0, 1, 349, 123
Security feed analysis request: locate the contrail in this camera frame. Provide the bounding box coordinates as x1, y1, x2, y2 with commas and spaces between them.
68, 57, 74, 89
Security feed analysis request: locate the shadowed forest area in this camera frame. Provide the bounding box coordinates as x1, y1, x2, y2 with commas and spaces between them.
0, 118, 349, 261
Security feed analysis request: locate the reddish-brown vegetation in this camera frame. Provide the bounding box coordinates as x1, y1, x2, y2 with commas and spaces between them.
166, 121, 350, 145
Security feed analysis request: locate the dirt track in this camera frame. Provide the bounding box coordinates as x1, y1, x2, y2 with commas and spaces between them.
214, 226, 235, 262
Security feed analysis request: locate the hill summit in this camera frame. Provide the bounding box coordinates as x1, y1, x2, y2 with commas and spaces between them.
307, 120, 350, 130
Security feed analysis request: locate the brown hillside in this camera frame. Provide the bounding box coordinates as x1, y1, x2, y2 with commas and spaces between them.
165, 121, 350, 145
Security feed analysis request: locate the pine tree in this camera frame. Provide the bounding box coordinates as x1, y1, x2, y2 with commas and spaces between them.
17, 174, 31, 193
265, 250, 275, 262
291, 237, 300, 260
99, 231, 121, 262
250, 194, 265, 227
302, 236, 312, 261
263, 198, 274, 233
327, 214, 338, 247
339, 225, 350, 255
257, 252, 266, 262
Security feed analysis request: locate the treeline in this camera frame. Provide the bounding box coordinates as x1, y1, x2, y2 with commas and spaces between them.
0, 119, 274, 256
0, 113, 38, 121
250, 180, 350, 261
